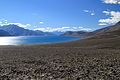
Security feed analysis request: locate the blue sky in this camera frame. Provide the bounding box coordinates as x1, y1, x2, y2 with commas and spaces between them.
0, 0, 120, 32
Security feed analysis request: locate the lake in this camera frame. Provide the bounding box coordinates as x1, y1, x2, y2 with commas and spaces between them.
0, 36, 80, 45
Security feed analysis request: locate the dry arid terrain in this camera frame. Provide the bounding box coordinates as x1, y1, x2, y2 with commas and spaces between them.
1, 23, 120, 80
0, 45, 120, 80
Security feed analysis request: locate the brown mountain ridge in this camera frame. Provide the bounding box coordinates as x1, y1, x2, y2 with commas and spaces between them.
43, 21, 120, 48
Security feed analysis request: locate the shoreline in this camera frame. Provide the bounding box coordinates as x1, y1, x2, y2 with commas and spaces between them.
0, 36, 80, 46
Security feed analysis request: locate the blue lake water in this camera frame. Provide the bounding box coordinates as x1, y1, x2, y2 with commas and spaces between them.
0, 36, 80, 45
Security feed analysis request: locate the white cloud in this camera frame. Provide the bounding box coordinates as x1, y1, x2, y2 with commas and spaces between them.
103, 11, 111, 15
98, 23, 108, 26
83, 10, 95, 16
34, 26, 92, 32
99, 11, 120, 26
83, 10, 89, 12
0, 19, 31, 28
8, 23, 31, 28
91, 13, 95, 16
39, 22, 44, 24
102, 0, 120, 4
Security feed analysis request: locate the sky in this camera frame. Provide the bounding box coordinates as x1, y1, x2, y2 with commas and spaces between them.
0, 0, 120, 32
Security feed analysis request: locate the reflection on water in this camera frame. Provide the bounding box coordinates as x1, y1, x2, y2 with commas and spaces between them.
0, 36, 80, 45
0, 37, 20, 45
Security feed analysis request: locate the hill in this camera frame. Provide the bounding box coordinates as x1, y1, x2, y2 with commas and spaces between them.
85, 21, 120, 38
61, 31, 88, 37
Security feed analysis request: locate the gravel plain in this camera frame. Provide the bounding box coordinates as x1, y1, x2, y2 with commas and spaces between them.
0, 46, 120, 80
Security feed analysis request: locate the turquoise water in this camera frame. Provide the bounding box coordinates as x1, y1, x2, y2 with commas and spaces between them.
0, 36, 80, 45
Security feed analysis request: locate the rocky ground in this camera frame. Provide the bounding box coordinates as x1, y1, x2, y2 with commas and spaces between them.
0, 46, 120, 80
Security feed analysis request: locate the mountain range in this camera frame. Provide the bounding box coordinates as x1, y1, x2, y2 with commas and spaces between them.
0, 25, 54, 36
46, 21, 120, 48
61, 21, 120, 39
1, 21, 120, 40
